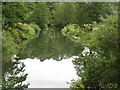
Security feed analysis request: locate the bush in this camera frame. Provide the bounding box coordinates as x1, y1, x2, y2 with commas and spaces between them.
61, 24, 85, 38
29, 23, 41, 33
2, 31, 17, 62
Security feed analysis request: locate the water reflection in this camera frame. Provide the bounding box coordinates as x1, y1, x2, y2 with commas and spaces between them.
2, 30, 83, 89
21, 57, 78, 88
17, 30, 83, 61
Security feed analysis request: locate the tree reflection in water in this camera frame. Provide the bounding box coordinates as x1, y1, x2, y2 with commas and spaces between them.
2, 30, 83, 89
17, 30, 83, 61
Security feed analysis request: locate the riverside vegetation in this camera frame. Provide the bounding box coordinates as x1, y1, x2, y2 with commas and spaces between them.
2, 2, 119, 89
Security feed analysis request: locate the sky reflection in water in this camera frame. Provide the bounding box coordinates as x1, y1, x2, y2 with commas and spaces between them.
21, 57, 78, 88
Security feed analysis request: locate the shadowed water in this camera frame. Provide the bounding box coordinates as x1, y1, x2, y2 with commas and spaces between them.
17, 30, 83, 61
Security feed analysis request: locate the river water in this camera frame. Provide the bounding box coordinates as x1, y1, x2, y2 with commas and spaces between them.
3, 30, 83, 88
21, 57, 78, 88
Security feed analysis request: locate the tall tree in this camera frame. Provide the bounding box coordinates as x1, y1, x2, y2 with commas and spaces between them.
29, 2, 51, 29
2, 2, 27, 28
76, 2, 105, 25
53, 2, 76, 28
70, 14, 119, 88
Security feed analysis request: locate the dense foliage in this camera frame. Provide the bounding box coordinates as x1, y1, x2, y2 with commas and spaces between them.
53, 2, 76, 28
2, 2, 119, 89
28, 2, 51, 29
2, 59, 29, 89
69, 15, 118, 88
76, 2, 106, 25
2, 2, 40, 89
2, 2, 27, 27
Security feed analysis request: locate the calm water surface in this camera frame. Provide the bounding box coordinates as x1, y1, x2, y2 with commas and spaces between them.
3, 30, 83, 88
21, 57, 78, 88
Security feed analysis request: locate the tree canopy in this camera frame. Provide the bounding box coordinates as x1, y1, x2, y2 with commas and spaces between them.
2, 2, 119, 89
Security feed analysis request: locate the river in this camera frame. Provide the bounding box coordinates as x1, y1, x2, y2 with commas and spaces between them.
21, 57, 78, 88
3, 30, 83, 88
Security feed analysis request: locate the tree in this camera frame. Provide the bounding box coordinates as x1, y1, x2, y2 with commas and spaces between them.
25, 2, 35, 12
2, 31, 18, 62
2, 2, 27, 28
53, 2, 76, 28
2, 22, 41, 62
70, 14, 119, 88
2, 59, 29, 89
29, 2, 51, 29
76, 2, 106, 25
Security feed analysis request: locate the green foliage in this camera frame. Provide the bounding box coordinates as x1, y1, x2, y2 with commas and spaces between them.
76, 2, 106, 25
70, 14, 119, 88
29, 2, 51, 29
2, 22, 41, 62
2, 60, 29, 89
61, 24, 85, 42
82, 24, 93, 32
53, 2, 76, 28
18, 23, 37, 37
104, 3, 118, 15
2, 2, 27, 27
29, 23, 41, 34
81, 15, 118, 56
2, 2, 119, 89
2, 31, 17, 62
25, 2, 35, 12
68, 79, 85, 88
